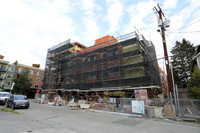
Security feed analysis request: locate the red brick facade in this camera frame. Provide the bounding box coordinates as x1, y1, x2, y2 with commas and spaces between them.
15, 64, 44, 90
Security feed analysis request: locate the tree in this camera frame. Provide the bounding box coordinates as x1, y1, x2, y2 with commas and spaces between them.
13, 69, 32, 94
32, 64, 40, 68
13, 60, 18, 65
187, 66, 200, 99
171, 38, 195, 87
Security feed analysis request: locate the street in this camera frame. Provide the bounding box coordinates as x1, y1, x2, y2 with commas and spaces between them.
0, 102, 200, 133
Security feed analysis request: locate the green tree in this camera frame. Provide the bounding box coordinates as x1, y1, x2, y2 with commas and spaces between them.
13, 60, 18, 65
187, 66, 200, 99
13, 69, 32, 94
171, 38, 195, 87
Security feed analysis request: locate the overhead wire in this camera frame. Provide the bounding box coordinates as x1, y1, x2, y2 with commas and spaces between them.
169, 19, 200, 31
170, 31, 200, 33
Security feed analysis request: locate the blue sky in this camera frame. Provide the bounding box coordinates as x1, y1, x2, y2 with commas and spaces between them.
0, 0, 200, 69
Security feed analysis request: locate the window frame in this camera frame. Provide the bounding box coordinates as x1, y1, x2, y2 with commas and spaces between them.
18, 68, 23, 74
35, 84, 39, 88
37, 71, 41, 76
36, 77, 40, 82
29, 70, 34, 75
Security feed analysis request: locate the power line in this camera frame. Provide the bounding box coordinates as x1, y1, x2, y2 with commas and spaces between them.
170, 31, 200, 33
170, 19, 200, 31
166, 34, 175, 46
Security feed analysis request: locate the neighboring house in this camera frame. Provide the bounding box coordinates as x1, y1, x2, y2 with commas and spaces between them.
178, 45, 200, 99
4, 64, 17, 91
192, 45, 200, 70
0, 59, 9, 91
15, 64, 44, 98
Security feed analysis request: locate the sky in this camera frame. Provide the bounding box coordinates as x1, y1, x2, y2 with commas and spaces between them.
0, 0, 200, 69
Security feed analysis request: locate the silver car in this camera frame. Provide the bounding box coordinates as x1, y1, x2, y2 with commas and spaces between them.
0, 92, 12, 105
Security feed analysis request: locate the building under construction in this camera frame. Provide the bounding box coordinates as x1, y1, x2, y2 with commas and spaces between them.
43, 32, 161, 100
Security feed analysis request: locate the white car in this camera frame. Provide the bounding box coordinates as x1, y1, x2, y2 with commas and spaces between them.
0, 92, 12, 105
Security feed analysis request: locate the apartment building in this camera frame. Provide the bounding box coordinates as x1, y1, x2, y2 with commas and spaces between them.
4, 64, 17, 91
43, 32, 161, 100
16, 64, 44, 98
192, 45, 200, 69
0, 59, 9, 91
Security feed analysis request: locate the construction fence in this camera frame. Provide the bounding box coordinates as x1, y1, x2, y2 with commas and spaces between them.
97, 98, 200, 123
35, 93, 200, 123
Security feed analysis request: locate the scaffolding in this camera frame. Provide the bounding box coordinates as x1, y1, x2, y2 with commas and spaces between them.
43, 32, 161, 98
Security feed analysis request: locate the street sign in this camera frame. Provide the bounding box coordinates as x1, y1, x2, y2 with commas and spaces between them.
131, 100, 145, 114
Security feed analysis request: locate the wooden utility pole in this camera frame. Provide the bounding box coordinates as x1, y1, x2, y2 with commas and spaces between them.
154, 4, 173, 96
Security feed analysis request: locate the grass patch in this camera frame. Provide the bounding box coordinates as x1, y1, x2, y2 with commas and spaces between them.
0, 106, 20, 115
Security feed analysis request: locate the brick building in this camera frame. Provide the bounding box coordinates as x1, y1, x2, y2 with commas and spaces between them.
15, 64, 44, 98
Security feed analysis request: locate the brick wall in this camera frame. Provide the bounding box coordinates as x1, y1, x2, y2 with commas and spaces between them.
15, 64, 44, 89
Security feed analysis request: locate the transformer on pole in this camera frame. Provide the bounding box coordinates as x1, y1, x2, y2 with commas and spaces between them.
154, 4, 173, 97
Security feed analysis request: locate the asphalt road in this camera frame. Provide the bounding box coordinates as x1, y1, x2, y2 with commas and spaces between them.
0, 102, 200, 133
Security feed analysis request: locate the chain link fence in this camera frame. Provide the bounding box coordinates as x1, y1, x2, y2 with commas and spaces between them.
34, 93, 200, 123
93, 97, 200, 123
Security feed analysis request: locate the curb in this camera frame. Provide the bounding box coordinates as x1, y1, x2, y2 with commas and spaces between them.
88, 109, 200, 127
88, 109, 143, 117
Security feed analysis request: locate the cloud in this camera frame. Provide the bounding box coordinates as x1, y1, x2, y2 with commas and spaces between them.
124, 0, 200, 64
124, 0, 159, 47
104, 0, 124, 33
169, 18, 200, 46
1, 0, 200, 70
82, 0, 95, 10
190, 0, 200, 8
80, 0, 100, 46
83, 19, 100, 45
123, 0, 171, 61
162, 0, 178, 9
125, 0, 157, 32
167, 0, 200, 51
0, 0, 76, 68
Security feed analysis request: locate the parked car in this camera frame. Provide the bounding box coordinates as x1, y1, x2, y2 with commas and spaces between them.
0, 92, 12, 105
6, 95, 30, 109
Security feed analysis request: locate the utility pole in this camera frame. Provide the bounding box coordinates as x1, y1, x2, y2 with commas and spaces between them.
154, 4, 173, 96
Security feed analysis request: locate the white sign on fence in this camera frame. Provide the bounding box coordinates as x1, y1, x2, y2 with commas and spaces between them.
131, 100, 145, 114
